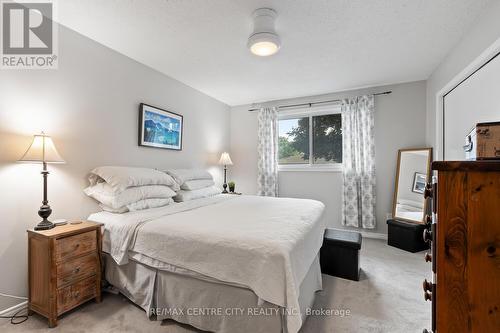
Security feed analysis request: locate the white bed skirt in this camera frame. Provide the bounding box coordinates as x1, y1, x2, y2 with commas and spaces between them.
104, 254, 322, 333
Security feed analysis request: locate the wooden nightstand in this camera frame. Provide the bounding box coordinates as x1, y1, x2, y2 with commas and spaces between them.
27, 221, 103, 327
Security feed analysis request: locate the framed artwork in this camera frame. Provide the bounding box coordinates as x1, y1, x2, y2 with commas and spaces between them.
412, 172, 426, 194
138, 103, 183, 150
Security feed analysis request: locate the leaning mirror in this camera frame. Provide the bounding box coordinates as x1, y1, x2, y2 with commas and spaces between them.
392, 148, 432, 224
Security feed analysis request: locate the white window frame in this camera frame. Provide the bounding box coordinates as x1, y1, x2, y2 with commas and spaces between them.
278, 104, 343, 172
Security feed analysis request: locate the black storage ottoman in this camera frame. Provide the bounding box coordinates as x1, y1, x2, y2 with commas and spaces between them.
320, 229, 362, 281
387, 219, 429, 253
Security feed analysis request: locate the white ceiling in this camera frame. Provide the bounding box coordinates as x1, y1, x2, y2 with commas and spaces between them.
58, 0, 491, 106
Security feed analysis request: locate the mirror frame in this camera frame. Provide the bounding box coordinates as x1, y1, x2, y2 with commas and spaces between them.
392, 147, 433, 224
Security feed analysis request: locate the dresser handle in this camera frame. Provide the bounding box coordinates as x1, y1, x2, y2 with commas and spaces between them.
425, 214, 432, 225
424, 291, 432, 301
73, 267, 80, 274
423, 229, 432, 243
423, 183, 433, 199
423, 279, 432, 292
74, 244, 80, 249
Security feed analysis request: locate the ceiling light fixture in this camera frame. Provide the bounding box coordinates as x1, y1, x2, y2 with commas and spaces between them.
248, 8, 280, 57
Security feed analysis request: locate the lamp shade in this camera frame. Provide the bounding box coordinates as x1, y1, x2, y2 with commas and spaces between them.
19, 133, 65, 163
218, 152, 233, 166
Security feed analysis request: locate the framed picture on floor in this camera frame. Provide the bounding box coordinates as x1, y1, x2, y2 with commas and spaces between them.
412, 172, 426, 194
138, 103, 183, 150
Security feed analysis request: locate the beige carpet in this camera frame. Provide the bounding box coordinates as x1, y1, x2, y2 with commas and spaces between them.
1, 239, 431, 332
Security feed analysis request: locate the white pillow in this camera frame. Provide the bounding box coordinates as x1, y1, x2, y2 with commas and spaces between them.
181, 179, 215, 191
100, 198, 174, 213
88, 166, 179, 193
164, 169, 213, 185
99, 204, 128, 214
174, 186, 221, 202
84, 183, 176, 209
127, 198, 174, 211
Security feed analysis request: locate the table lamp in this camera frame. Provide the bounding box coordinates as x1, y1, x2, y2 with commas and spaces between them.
218, 152, 233, 193
19, 132, 65, 230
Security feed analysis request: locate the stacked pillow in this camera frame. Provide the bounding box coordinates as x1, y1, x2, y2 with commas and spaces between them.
84, 166, 179, 213
165, 169, 220, 202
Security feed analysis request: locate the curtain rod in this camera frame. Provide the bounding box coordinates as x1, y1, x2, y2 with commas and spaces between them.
247, 91, 392, 112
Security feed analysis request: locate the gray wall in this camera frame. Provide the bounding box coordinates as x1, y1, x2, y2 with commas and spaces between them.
426, 1, 500, 151
0, 25, 230, 309
230, 81, 427, 236
443, 54, 500, 160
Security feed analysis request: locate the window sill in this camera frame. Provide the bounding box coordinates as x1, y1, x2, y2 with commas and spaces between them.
278, 165, 343, 173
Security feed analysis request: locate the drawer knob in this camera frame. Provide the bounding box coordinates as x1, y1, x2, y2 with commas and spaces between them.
425, 214, 432, 225
423, 279, 432, 292
424, 291, 432, 301
74, 244, 80, 249
423, 229, 432, 243
73, 267, 81, 274
423, 183, 433, 199
424, 253, 432, 262
74, 291, 80, 298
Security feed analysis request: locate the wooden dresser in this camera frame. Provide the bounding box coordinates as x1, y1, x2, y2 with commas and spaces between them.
27, 221, 103, 327
423, 161, 500, 332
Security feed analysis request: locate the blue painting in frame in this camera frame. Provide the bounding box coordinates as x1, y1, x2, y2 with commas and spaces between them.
139, 103, 183, 150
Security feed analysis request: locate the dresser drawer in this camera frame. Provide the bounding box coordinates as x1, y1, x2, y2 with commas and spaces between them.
56, 253, 98, 287
57, 275, 97, 315
55, 231, 96, 261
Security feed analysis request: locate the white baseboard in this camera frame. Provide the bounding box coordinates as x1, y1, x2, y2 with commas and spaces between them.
0, 301, 28, 317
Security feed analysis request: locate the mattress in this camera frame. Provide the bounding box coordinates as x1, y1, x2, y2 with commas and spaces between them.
395, 210, 424, 221
90, 195, 326, 333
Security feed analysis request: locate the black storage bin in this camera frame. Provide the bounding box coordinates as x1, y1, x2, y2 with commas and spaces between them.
387, 219, 429, 253
320, 229, 362, 281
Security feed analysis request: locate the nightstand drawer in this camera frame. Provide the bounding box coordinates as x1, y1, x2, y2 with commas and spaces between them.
56, 253, 98, 287
55, 230, 96, 261
57, 275, 97, 315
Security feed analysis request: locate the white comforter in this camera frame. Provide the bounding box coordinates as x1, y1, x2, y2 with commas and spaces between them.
89, 195, 325, 333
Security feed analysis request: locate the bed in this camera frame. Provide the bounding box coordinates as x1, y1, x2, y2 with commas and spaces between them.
395, 198, 424, 221
89, 194, 326, 333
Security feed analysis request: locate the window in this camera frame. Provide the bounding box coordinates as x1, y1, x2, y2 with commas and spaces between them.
278, 117, 309, 164
278, 110, 342, 168
312, 114, 342, 164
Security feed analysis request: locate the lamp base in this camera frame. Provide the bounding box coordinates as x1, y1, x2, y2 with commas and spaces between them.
222, 183, 228, 194
36, 204, 54, 230
34, 219, 55, 231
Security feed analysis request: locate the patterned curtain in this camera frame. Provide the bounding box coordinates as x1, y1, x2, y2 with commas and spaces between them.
257, 107, 279, 197
341, 95, 376, 229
